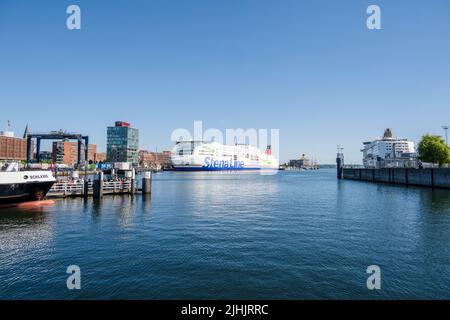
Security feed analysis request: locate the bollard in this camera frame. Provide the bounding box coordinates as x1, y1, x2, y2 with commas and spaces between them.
93, 172, 104, 198
142, 171, 152, 194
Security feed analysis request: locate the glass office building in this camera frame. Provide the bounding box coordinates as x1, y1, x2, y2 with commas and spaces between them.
106, 121, 139, 165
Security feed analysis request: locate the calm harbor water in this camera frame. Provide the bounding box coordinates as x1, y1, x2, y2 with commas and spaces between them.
1, 169, 450, 299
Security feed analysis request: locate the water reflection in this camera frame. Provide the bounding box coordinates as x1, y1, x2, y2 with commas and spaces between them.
116, 195, 135, 228
91, 198, 103, 222
141, 193, 152, 211
0, 206, 54, 261
167, 172, 280, 219
420, 188, 450, 214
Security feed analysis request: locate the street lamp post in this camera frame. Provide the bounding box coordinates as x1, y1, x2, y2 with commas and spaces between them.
442, 126, 449, 146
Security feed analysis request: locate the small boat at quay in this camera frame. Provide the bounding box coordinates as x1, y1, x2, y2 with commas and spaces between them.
0, 163, 55, 206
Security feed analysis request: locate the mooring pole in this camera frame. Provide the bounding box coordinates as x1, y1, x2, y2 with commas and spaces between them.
93, 171, 104, 198
131, 168, 136, 194
336, 146, 344, 179
142, 171, 152, 194
83, 173, 89, 198
83, 175, 89, 198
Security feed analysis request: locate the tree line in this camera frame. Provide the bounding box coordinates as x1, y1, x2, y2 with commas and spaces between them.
418, 135, 450, 167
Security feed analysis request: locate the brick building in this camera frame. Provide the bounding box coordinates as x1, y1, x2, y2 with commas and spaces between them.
139, 150, 172, 167
0, 130, 29, 161
52, 140, 97, 165
94, 152, 106, 163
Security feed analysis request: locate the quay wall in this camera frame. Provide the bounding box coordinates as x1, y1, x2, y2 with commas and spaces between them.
342, 168, 450, 189
374, 168, 390, 183
342, 168, 360, 180
360, 169, 374, 181
392, 168, 407, 184
433, 169, 450, 188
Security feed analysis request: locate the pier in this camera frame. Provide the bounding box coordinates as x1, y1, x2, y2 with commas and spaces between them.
47, 171, 152, 198
48, 180, 135, 197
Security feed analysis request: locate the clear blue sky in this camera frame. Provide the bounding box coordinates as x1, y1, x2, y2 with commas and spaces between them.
1, 0, 449, 163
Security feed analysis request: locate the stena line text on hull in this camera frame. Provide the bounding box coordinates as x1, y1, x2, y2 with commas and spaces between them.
171, 141, 279, 171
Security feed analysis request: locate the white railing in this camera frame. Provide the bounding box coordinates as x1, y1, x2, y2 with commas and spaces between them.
48, 180, 135, 196
49, 182, 91, 195
103, 181, 133, 192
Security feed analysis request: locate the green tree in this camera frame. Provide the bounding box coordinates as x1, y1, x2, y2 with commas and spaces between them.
418, 134, 450, 167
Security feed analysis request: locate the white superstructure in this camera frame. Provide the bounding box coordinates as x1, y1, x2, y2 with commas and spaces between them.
171, 141, 279, 171
361, 129, 416, 168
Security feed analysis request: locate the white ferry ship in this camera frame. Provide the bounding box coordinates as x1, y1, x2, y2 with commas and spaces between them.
171, 141, 279, 171
0, 163, 55, 205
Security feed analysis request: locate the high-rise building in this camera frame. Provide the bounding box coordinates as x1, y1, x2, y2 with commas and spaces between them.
106, 121, 139, 165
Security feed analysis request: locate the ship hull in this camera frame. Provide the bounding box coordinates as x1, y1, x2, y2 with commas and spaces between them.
171, 142, 279, 172
0, 181, 55, 205
173, 166, 278, 171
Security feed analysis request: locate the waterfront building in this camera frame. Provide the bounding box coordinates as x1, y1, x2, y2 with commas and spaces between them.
361, 128, 416, 168
139, 150, 172, 168
106, 121, 139, 165
94, 152, 107, 163
88, 145, 97, 162
52, 140, 70, 164
52, 140, 97, 165
38, 151, 53, 162
289, 154, 312, 169
0, 128, 30, 161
